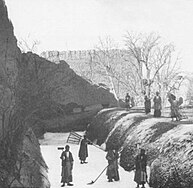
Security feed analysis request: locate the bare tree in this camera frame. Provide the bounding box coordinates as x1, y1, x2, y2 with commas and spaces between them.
18, 35, 40, 53
90, 36, 126, 102
120, 51, 143, 97
124, 32, 182, 100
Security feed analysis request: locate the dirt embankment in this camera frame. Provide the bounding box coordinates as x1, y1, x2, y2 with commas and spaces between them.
87, 108, 193, 188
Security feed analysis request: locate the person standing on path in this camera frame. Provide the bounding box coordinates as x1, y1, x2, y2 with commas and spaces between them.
113, 149, 120, 181
60, 145, 74, 187
134, 148, 147, 188
144, 96, 151, 114
153, 91, 162, 117
125, 93, 131, 110
106, 149, 119, 182
78, 135, 89, 164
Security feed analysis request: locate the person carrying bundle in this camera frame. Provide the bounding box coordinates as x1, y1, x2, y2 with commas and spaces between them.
167, 93, 183, 121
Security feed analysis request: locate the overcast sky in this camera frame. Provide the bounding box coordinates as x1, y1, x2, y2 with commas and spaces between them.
4, 0, 193, 72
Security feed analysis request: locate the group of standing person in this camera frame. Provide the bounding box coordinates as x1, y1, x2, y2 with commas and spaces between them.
144, 91, 183, 121
60, 91, 183, 187
60, 135, 120, 186
125, 91, 162, 118
60, 136, 148, 187
144, 91, 162, 117
60, 136, 89, 187
106, 147, 148, 188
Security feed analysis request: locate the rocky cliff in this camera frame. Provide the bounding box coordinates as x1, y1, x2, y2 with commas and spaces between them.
10, 127, 50, 188
86, 108, 193, 188
0, 1, 48, 187
20, 53, 117, 107
0, 0, 20, 139
18, 52, 117, 136
0, 0, 118, 187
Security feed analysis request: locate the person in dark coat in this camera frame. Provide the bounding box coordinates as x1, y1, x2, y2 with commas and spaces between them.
106, 149, 119, 182
125, 93, 131, 110
60, 145, 74, 187
113, 149, 120, 181
78, 135, 89, 164
153, 91, 162, 117
144, 96, 151, 114
134, 148, 147, 188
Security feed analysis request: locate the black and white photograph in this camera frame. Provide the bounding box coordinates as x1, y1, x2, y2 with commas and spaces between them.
0, 0, 193, 187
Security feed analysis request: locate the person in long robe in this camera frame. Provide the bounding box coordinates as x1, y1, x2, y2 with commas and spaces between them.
78, 135, 89, 164
134, 149, 147, 188
153, 92, 162, 117
106, 149, 119, 182
113, 149, 120, 181
60, 145, 74, 187
125, 93, 131, 110
144, 96, 151, 114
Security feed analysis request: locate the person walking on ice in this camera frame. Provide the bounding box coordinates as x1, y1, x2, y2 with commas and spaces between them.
78, 135, 89, 164
134, 148, 147, 188
60, 145, 74, 186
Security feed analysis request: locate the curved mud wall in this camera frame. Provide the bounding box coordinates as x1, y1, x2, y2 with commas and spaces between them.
87, 108, 193, 188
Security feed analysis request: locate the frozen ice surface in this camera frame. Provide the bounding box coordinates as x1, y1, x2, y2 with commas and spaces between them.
40, 132, 150, 188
